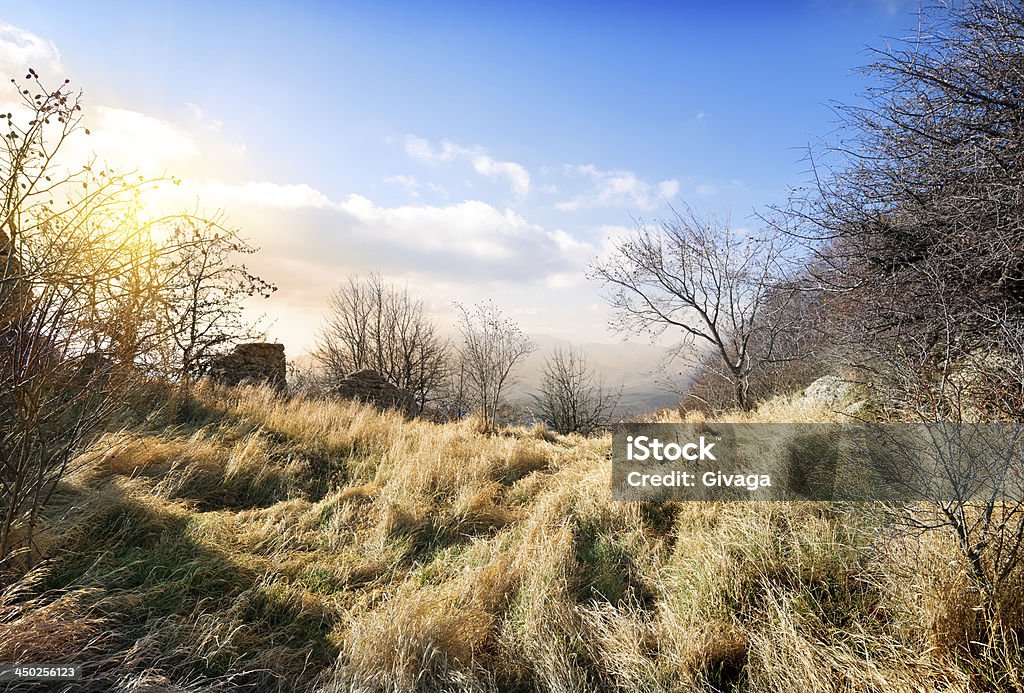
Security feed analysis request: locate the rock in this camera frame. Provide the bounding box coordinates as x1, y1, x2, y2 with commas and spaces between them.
207, 343, 287, 391
803, 376, 850, 405
803, 375, 857, 407
331, 369, 416, 417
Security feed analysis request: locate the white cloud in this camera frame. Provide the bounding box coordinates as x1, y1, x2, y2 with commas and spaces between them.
471, 154, 530, 198
403, 135, 530, 199
548, 228, 591, 255
170, 178, 592, 282
545, 273, 582, 289
404, 135, 462, 163
658, 179, 680, 198
0, 22, 62, 81
556, 164, 679, 212
425, 182, 449, 197
336, 195, 545, 261
694, 179, 745, 198
76, 106, 200, 172
197, 180, 334, 209
383, 173, 420, 197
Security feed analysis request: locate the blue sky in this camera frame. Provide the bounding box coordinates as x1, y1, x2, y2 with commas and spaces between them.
1, 1, 917, 356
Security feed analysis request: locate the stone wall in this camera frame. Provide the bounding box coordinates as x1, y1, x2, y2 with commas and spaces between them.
207, 343, 287, 391
331, 369, 416, 417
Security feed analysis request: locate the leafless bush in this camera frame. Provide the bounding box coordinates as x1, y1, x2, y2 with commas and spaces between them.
775, 0, 1024, 642
778, 0, 1024, 417
454, 300, 534, 430
0, 73, 157, 572
315, 274, 448, 414
877, 413, 1024, 642
531, 346, 621, 435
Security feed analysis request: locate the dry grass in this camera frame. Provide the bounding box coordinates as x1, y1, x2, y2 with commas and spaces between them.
0, 382, 1015, 691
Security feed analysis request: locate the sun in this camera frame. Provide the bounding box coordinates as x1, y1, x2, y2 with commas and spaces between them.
123, 178, 188, 247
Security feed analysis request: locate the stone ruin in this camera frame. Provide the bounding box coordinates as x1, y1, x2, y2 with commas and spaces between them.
207, 343, 287, 391
203, 343, 418, 417
331, 368, 417, 417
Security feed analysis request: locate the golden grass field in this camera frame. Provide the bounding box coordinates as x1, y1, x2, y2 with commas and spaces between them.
0, 383, 1019, 692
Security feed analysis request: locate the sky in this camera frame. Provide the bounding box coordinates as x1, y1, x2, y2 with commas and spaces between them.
0, 1, 920, 358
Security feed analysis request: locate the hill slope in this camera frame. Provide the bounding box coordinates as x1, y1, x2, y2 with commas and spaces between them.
0, 384, 996, 691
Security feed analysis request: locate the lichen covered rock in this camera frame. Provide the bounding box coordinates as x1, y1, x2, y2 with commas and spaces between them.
331, 369, 416, 417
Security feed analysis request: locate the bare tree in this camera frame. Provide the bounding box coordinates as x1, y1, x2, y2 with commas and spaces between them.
589, 206, 798, 411
454, 300, 535, 429
681, 275, 830, 412
531, 346, 621, 435
160, 217, 276, 390
434, 357, 473, 422
776, 0, 1024, 417
315, 274, 448, 414
0, 72, 176, 571
772, 0, 1024, 645
0, 71, 275, 573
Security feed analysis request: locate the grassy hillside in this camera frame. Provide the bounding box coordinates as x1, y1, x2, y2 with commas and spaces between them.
0, 384, 1015, 692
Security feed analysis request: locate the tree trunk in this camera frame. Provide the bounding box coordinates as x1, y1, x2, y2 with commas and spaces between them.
734, 373, 753, 411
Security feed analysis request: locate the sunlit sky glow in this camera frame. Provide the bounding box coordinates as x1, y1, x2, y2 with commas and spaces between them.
1, 2, 918, 357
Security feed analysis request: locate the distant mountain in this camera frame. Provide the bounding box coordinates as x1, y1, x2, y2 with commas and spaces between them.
509, 334, 692, 417
291, 334, 696, 417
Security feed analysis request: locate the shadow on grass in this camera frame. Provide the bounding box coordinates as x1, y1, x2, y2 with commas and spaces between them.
572, 524, 655, 609
5, 482, 339, 692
